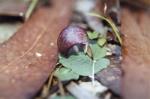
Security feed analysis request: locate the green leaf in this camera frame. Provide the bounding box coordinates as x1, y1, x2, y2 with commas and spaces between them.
87, 31, 99, 39
51, 95, 75, 99
88, 13, 122, 45
97, 38, 106, 46
54, 67, 79, 81
59, 53, 109, 76
90, 43, 107, 60
96, 58, 110, 70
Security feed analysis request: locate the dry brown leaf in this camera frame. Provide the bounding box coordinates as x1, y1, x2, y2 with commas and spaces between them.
121, 8, 150, 99
0, 0, 73, 99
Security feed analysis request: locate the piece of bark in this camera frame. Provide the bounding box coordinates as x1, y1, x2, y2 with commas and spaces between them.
121, 8, 150, 99
0, 0, 73, 99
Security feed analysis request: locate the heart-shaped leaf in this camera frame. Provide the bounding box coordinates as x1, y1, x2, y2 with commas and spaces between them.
54, 67, 79, 81
97, 38, 106, 46
90, 43, 107, 60
87, 31, 99, 39
59, 53, 110, 76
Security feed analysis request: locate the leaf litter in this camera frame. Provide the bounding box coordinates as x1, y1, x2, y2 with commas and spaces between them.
36, 0, 123, 99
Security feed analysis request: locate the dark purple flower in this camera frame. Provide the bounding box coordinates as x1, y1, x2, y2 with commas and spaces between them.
57, 25, 88, 56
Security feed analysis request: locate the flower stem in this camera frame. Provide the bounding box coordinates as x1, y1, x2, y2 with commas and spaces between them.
92, 60, 96, 86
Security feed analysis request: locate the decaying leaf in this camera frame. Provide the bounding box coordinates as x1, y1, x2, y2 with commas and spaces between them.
121, 8, 150, 99
0, 0, 73, 99
121, 0, 150, 8
0, 0, 39, 21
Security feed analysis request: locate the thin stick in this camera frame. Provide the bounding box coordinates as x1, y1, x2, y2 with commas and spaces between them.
25, 0, 39, 20
47, 71, 54, 90
84, 43, 89, 54
58, 80, 65, 96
